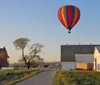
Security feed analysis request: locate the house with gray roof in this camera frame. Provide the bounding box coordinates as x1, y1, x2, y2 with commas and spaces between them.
61, 44, 100, 71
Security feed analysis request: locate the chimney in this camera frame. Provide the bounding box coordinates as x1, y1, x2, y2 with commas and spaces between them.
3, 46, 6, 50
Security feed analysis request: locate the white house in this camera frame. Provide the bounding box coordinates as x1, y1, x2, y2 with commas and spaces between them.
61, 44, 100, 71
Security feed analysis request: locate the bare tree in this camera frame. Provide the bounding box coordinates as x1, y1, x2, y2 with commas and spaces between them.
18, 43, 44, 69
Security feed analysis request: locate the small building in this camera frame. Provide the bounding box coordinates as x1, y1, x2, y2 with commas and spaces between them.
61, 44, 100, 71
0, 47, 9, 68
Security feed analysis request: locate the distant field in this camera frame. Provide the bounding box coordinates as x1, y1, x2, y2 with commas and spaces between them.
0, 69, 42, 85
54, 71, 100, 85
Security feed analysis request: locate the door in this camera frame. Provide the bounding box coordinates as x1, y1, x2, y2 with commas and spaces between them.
95, 58, 97, 70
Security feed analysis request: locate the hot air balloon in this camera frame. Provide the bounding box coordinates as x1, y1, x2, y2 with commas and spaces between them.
58, 5, 80, 33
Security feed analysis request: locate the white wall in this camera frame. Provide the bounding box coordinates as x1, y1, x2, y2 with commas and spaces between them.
61, 62, 76, 70
94, 47, 100, 58
75, 54, 94, 63
94, 47, 100, 71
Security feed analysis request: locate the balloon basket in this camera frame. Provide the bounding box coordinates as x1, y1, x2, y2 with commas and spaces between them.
68, 31, 71, 33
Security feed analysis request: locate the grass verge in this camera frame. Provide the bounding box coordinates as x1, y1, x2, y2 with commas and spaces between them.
54, 71, 100, 85
3, 70, 43, 85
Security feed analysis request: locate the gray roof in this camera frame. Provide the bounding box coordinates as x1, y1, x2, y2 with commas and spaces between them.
61, 44, 100, 62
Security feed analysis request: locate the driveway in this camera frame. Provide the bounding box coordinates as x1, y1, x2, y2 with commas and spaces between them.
15, 70, 56, 85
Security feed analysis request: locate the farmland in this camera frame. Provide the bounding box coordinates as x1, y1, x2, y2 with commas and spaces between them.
54, 71, 100, 85
0, 69, 42, 85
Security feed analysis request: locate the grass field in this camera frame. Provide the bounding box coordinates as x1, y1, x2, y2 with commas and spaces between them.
0, 69, 42, 85
54, 71, 100, 85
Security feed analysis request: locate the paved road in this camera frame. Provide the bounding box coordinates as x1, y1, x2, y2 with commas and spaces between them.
15, 71, 56, 85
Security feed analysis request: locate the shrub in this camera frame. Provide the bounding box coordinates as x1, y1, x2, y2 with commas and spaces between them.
54, 71, 100, 85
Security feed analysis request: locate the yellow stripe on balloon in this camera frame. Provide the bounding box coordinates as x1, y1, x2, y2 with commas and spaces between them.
61, 6, 68, 28
63, 7, 68, 28
71, 7, 78, 28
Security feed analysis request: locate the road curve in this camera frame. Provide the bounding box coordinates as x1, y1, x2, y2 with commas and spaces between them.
15, 70, 56, 85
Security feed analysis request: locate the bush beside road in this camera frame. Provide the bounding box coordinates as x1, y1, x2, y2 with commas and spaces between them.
0, 69, 43, 85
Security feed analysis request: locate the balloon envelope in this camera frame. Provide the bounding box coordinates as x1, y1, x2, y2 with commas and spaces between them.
58, 5, 80, 33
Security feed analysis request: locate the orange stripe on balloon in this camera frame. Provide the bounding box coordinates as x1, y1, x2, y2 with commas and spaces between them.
71, 7, 80, 28
75, 8, 80, 24
62, 7, 68, 28
63, 6, 68, 28
58, 7, 66, 27
58, 8, 62, 23
60, 8, 66, 27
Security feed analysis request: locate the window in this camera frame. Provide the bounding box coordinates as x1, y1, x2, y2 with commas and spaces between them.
98, 64, 100, 70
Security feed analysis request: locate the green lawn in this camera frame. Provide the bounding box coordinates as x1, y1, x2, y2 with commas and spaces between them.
54, 71, 100, 85
0, 69, 42, 85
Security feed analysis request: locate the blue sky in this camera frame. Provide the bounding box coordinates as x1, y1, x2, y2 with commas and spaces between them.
0, 0, 100, 63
